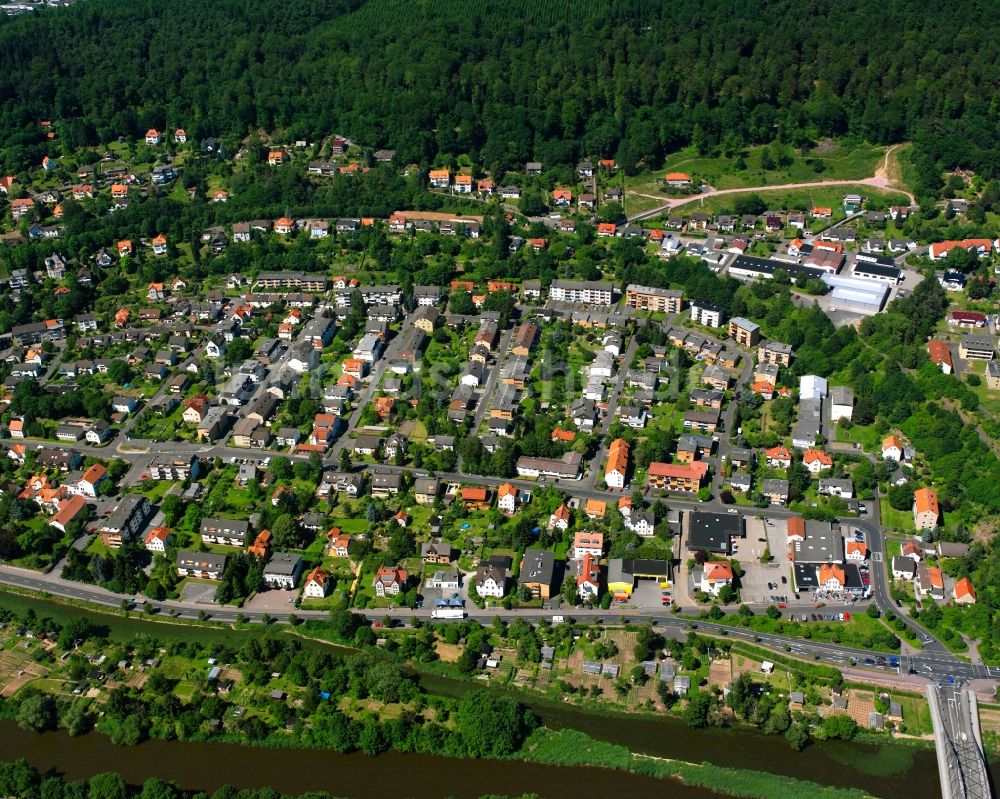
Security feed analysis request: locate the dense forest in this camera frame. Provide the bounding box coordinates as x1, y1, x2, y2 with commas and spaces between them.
0, 0, 998, 196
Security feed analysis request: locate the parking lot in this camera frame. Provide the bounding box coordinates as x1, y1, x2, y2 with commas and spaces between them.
735, 517, 798, 606
630, 578, 670, 609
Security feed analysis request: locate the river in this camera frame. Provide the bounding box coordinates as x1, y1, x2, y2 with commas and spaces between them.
0, 721, 710, 799
419, 674, 944, 799
0, 590, 970, 799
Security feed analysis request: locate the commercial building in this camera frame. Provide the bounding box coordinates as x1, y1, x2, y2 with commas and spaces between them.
685, 511, 743, 555
820, 274, 890, 315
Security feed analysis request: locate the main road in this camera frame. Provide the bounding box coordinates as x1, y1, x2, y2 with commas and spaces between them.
0, 560, 993, 687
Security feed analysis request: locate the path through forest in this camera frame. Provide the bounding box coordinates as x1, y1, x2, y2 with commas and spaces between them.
627, 143, 914, 222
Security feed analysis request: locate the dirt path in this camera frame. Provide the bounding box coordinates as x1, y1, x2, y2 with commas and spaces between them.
628, 143, 915, 222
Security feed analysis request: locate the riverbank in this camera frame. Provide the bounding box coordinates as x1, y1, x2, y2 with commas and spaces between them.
518, 729, 876, 799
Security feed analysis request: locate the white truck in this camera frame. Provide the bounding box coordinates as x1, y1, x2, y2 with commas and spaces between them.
431, 607, 466, 620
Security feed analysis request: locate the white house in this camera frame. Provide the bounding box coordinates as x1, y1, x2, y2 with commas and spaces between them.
549, 504, 571, 531
373, 565, 408, 596
572, 531, 604, 560
604, 438, 630, 490
626, 510, 655, 537
429, 570, 461, 591
891, 555, 917, 580
497, 483, 519, 514
302, 567, 331, 598
699, 561, 733, 596
845, 541, 868, 563
475, 563, 506, 598
143, 527, 171, 553
263, 553, 303, 590
829, 386, 854, 422
803, 450, 833, 474
881, 436, 904, 462
111, 396, 138, 415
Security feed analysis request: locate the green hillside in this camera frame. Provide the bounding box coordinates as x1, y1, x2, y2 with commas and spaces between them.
0, 0, 997, 198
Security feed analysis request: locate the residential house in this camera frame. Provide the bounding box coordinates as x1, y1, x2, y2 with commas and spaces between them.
765, 446, 792, 468
99, 494, 151, 548
913, 487, 940, 530
416, 540, 452, 567
881, 436, 904, 462
176, 551, 227, 580
373, 565, 408, 597
700, 561, 734, 597
915, 564, 945, 601
803, 449, 833, 474
690, 301, 724, 327
954, 577, 976, 605
497, 483, 520, 514
476, 558, 508, 598
303, 567, 331, 599
48, 495, 87, 534
573, 531, 604, 560
927, 340, 954, 374
461, 485, 491, 510
891, 556, 917, 580
728, 317, 760, 347
646, 461, 709, 493
549, 504, 571, 531
143, 526, 172, 553
263, 553, 303, 590
200, 518, 250, 547
604, 437, 630, 490
407, 477, 438, 506
518, 549, 556, 599
762, 479, 790, 505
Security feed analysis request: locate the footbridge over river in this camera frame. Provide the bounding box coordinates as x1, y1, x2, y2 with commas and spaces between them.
928, 685, 993, 799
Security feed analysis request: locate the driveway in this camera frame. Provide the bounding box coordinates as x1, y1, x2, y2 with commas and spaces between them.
243, 588, 299, 614
180, 581, 219, 605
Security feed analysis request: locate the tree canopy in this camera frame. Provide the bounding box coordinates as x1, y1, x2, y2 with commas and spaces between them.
0, 0, 997, 193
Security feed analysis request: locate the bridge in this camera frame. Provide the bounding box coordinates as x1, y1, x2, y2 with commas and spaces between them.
928, 684, 993, 799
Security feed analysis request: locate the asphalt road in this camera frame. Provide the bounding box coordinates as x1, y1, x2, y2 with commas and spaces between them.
1, 562, 994, 688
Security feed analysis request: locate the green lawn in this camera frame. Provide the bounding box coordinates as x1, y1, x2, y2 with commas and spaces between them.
736, 608, 900, 652
624, 142, 887, 196
834, 422, 883, 453
135, 479, 176, 503
968, 374, 1000, 416
328, 518, 371, 534
880, 498, 915, 532
884, 538, 904, 560
652, 184, 907, 222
